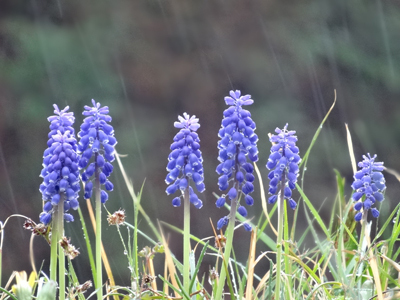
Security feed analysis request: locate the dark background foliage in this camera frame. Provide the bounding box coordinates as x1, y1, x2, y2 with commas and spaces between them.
1, 0, 400, 288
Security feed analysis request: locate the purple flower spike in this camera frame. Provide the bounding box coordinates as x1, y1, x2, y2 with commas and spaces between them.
216, 90, 258, 231
166, 113, 205, 208
39, 105, 80, 225
266, 124, 301, 210
351, 153, 385, 221
78, 100, 117, 203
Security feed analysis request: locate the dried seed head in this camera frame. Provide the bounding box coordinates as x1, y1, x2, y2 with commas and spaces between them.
143, 275, 155, 284
107, 209, 125, 226
76, 280, 92, 293
23, 219, 49, 236
209, 267, 219, 282
59, 237, 80, 259
215, 234, 227, 249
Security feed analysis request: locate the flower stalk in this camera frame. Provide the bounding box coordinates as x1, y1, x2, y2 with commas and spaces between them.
183, 186, 190, 292
0, 221, 3, 287
214, 182, 239, 300
95, 158, 103, 299
39, 105, 80, 298
265, 124, 301, 298
275, 172, 285, 299
49, 212, 58, 283
165, 112, 205, 294
214, 90, 258, 299
57, 196, 65, 300
77, 99, 117, 297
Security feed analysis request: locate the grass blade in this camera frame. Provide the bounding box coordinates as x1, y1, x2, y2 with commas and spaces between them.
116, 152, 161, 241
174, 274, 191, 300
345, 124, 357, 174
77, 207, 96, 282
245, 229, 256, 300
296, 183, 330, 239
0, 288, 18, 300
158, 275, 184, 298
160, 226, 180, 298
189, 241, 209, 292
254, 162, 277, 235
374, 202, 400, 243
299, 90, 336, 170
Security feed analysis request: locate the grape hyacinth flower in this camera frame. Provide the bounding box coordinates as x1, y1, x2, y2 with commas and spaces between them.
39, 105, 80, 225
266, 123, 301, 299
215, 90, 258, 231
165, 113, 205, 292
77, 99, 117, 202
266, 124, 301, 210
352, 154, 385, 221
165, 113, 205, 208
77, 99, 116, 299
213, 90, 258, 300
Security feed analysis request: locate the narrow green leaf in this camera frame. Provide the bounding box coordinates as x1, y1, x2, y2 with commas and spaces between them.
222, 252, 236, 300
0, 287, 18, 300
160, 221, 219, 253
174, 274, 191, 300
158, 275, 184, 298
77, 207, 96, 281
374, 202, 400, 243
224, 203, 277, 250
296, 183, 330, 239
189, 242, 209, 292
299, 93, 336, 170
124, 222, 158, 245
67, 258, 86, 300
303, 204, 339, 281
305, 282, 342, 300
342, 223, 358, 246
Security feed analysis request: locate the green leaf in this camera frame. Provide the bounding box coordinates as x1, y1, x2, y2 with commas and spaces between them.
296, 183, 330, 239
0, 287, 18, 300
189, 241, 209, 292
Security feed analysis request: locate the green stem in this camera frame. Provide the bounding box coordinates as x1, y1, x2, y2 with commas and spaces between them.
0, 248, 2, 288
214, 182, 239, 300
349, 210, 367, 291
283, 200, 292, 300
58, 196, 65, 300
274, 173, 285, 300
77, 207, 96, 284
183, 186, 190, 294
358, 212, 367, 253
358, 212, 368, 289
95, 169, 103, 300
133, 197, 139, 290
50, 205, 59, 283
0, 221, 3, 287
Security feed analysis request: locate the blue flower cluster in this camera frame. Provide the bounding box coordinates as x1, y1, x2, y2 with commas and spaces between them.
215, 90, 259, 231
78, 100, 117, 203
39, 105, 80, 225
165, 113, 205, 209
352, 154, 385, 221
266, 124, 301, 210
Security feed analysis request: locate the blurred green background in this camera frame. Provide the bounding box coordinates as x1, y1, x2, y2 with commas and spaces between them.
1, 0, 400, 289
